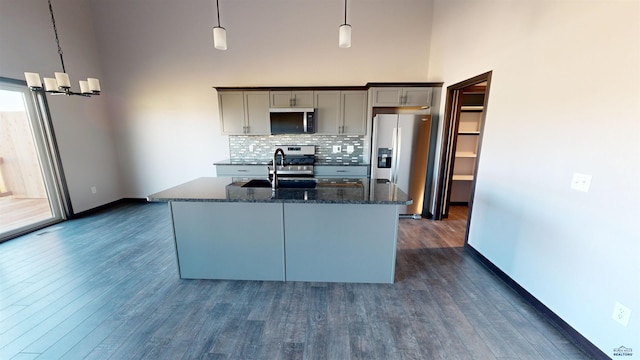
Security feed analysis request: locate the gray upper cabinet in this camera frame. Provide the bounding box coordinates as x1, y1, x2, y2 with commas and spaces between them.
218, 85, 437, 136
270, 91, 314, 108
219, 91, 246, 134
218, 91, 270, 135
314, 91, 341, 134
371, 87, 432, 107
244, 92, 270, 134
315, 90, 367, 135
341, 91, 367, 134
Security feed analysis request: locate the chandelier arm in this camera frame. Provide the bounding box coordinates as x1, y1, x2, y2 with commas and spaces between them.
48, 0, 66, 73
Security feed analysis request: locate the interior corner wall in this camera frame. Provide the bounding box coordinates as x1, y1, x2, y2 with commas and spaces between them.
0, 0, 121, 213
86, 0, 434, 197
428, 0, 639, 357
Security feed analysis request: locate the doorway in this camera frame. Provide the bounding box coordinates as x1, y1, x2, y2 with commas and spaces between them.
0, 78, 68, 242
434, 72, 492, 226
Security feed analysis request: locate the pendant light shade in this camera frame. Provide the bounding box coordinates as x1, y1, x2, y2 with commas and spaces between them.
339, 24, 351, 48
339, 0, 351, 48
213, 26, 227, 50
213, 0, 227, 50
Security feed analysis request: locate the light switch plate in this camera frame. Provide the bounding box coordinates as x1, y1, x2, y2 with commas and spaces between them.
333, 145, 342, 153
346, 145, 354, 154
570, 172, 592, 192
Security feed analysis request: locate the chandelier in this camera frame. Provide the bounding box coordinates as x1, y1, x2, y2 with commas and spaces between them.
24, 0, 101, 97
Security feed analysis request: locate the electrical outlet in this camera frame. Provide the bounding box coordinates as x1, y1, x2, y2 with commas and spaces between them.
249, 144, 255, 153
91, 186, 97, 194
570, 172, 592, 192
332, 145, 342, 153
612, 301, 632, 327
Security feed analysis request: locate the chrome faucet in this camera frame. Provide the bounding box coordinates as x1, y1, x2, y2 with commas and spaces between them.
272, 148, 285, 191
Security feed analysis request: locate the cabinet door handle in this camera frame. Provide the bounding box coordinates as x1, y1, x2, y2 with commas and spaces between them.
336, 170, 348, 173
237, 169, 248, 172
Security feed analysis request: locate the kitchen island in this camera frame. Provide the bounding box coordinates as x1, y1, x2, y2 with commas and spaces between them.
147, 177, 411, 284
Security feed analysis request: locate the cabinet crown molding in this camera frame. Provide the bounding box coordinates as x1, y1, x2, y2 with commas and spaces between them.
214, 82, 443, 92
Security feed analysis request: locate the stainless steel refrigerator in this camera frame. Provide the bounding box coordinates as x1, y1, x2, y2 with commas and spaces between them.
370, 114, 432, 218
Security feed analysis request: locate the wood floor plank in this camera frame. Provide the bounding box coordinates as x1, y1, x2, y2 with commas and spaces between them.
0, 203, 595, 360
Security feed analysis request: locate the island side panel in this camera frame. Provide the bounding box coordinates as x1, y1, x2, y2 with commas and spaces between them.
171, 201, 285, 281
284, 203, 399, 283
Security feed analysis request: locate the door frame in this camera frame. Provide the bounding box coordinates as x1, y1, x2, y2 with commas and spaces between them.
0, 76, 72, 242
433, 71, 492, 226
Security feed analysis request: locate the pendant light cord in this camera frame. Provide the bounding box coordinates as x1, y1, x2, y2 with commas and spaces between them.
344, 0, 348, 24
216, 0, 221, 27
48, 0, 66, 73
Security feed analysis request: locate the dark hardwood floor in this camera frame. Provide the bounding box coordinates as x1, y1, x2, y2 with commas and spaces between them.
0, 203, 593, 359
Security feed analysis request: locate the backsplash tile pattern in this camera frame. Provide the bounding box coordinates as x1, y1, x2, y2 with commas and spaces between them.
229, 135, 366, 164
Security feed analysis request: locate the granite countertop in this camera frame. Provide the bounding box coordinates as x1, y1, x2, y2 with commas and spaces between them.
147, 177, 411, 205
214, 159, 370, 166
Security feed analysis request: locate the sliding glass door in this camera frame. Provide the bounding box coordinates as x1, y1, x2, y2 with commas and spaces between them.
0, 79, 66, 242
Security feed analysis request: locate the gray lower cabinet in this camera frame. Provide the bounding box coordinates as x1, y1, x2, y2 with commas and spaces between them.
216, 164, 268, 177
169, 201, 399, 283
284, 203, 398, 283
171, 201, 285, 281
314, 165, 369, 178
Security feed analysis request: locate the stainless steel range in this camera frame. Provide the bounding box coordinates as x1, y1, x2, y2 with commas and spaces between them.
268, 145, 315, 177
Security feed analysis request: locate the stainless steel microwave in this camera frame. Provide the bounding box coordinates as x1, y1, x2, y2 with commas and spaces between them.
269, 108, 315, 134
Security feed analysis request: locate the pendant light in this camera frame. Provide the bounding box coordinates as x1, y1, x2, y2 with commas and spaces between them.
339, 0, 351, 48
213, 0, 227, 50
24, 0, 101, 97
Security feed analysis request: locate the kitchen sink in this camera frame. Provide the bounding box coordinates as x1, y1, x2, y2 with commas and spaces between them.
241, 179, 317, 189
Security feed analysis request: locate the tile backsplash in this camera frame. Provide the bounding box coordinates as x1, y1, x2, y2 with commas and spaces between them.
229, 135, 366, 164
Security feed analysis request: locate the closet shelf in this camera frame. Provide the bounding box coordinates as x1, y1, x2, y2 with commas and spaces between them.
455, 152, 477, 158
452, 175, 474, 181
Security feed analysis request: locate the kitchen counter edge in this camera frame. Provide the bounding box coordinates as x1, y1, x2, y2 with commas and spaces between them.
147, 177, 411, 205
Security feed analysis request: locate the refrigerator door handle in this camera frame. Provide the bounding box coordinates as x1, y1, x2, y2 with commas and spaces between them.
391, 127, 398, 183
394, 127, 402, 184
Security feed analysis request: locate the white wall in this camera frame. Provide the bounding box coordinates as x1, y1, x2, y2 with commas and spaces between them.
0, 0, 121, 213
428, 0, 639, 357
86, 0, 434, 196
